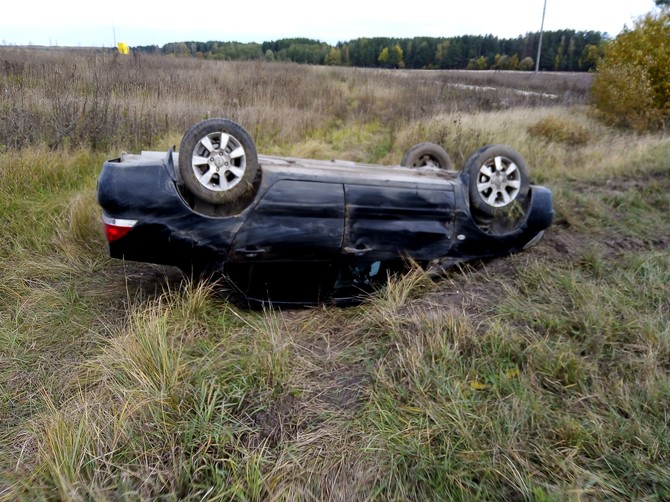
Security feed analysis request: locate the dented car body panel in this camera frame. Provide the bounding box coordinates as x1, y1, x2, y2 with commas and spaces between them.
97, 150, 553, 303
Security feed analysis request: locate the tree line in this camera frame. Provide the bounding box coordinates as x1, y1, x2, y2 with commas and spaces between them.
134, 30, 606, 71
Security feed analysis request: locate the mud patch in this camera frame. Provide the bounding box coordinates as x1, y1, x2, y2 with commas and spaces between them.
246, 393, 302, 448
588, 171, 668, 192
534, 224, 588, 263
602, 234, 670, 259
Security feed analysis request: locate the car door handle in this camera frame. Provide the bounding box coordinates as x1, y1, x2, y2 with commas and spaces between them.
343, 244, 373, 255
235, 246, 268, 257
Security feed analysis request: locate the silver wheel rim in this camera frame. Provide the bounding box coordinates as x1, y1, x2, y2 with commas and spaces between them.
476, 155, 522, 208
190, 131, 247, 192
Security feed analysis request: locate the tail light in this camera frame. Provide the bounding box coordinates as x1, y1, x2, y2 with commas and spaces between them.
102, 213, 138, 242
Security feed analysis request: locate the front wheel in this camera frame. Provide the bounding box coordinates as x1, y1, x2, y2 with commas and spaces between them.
178, 118, 259, 209
464, 144, 531, 235
465, 144, 530, 216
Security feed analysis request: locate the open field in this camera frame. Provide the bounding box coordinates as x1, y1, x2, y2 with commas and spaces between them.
1, 50, 669, 500
0, 48, 590, 153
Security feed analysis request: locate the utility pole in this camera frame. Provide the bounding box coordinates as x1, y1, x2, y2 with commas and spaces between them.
535, 0, 547, 73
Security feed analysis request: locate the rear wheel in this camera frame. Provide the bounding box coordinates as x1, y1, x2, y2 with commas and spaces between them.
401, 142, 453, 170
178, 118, 259, 209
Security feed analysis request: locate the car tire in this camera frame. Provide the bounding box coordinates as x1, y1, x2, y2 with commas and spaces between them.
178, 118, 260, 207
464, 144, 530, 218
401, 142, 453, 170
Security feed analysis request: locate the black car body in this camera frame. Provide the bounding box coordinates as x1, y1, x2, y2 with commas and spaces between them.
97, 119, 553, 304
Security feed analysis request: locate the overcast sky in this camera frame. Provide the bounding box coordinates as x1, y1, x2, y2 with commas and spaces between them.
0, 0, 659, 47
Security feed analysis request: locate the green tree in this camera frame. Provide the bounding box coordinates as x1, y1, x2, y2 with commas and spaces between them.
443, 38, 466, 68
140, 32, 605, 71
412, 40, 433, 68
350, 38, 384, 66
592, 11, 670, 131
435, 40, 450, 68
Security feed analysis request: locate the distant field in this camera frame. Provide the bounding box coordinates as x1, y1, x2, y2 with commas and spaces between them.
1, 49, 669, 500
0, 47, 589, 154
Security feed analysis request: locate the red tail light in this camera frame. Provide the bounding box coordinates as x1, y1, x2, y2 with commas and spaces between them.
102, 214, 137, 242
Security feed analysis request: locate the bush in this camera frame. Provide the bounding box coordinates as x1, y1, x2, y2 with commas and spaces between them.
527, 116, 591, 146
519, 57, 535, 71
591, 11, 670, 132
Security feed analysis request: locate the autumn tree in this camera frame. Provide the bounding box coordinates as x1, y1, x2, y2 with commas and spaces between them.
519, 57, 534, 71
378, 44, 404, 68
388, 44, 404, 68
378, 47, 389, 65
578, 44, 601, 70
492, 54, 518, 70
466, 56, 488, 70
592, 10, 670, 131
324, 47, 342, 65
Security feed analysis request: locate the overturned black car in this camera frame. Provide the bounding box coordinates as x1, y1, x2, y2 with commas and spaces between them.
97, 118, 553, 304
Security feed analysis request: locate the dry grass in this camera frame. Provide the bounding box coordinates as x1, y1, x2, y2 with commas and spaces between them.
1, 48, 591, 154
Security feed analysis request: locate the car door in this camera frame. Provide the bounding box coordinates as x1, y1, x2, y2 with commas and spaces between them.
343, 183, 455, 262
226, 179, 345, 303
229, 179, 345, 261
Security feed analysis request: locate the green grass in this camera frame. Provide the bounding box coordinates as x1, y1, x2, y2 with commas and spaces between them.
1, 59, 670, 500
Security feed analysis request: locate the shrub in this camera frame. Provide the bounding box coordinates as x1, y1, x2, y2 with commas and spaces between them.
527, 116, 591, 146
591, 11, 670, 132
518, 57, 535, 71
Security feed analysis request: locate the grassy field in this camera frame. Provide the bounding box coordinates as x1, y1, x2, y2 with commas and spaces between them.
1, 49, 669, 501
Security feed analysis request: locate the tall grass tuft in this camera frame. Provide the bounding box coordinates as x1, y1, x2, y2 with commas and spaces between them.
93, 306, 185, 405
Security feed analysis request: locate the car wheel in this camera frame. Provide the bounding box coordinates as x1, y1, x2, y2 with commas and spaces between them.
401, 142, 453, 170
178, 118, 259, 207
465, 144, 530, 217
